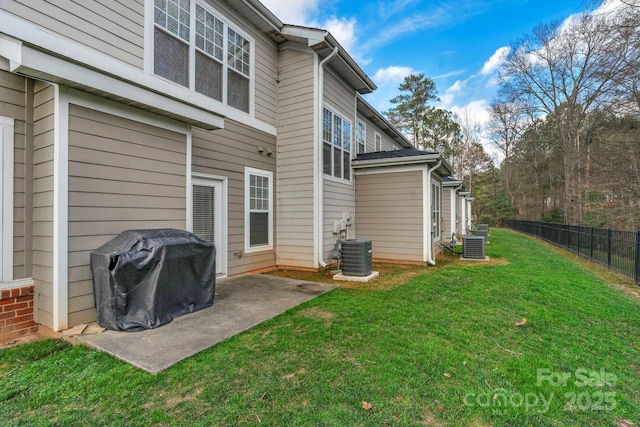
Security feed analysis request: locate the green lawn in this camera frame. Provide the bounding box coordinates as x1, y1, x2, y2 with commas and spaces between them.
1, 229, 639, 426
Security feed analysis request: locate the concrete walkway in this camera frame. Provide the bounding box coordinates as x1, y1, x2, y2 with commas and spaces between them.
77, 274, 337, 374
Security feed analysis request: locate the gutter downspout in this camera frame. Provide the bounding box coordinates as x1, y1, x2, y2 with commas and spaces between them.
316, 46, 339, 268
425, 160, 442, 266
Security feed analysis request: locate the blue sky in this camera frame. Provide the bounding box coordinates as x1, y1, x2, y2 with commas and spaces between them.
260, 0, 590, 127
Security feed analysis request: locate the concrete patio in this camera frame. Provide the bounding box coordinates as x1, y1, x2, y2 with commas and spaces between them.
76, 274, 337, 374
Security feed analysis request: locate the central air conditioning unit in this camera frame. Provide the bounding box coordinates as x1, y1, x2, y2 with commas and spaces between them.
341, 239, 372, 276
475, 229, 489, 240
463, 236, 486, 259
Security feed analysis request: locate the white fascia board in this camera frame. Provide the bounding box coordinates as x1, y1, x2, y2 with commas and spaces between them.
352, 154, 441, 169
442, 180, 463, 187
11, 45, 224, 131
280, 25, 327, 46
0, 11, 277, 135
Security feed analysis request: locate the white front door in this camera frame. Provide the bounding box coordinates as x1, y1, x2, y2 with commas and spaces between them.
192, 176, 226, 276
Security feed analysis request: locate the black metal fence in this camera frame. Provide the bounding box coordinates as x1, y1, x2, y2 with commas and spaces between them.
505, 220, 640, 285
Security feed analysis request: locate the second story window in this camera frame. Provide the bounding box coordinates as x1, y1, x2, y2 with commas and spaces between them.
153, 0, 252, 113
323, 107, 351, 181
356, 120, 366, 154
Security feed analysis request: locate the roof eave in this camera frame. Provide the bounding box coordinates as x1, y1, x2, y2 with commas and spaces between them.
281, 25, 376, 94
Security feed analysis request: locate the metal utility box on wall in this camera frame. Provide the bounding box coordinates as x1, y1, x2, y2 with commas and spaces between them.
341, 239, 373, 276
463, 236, 486, 259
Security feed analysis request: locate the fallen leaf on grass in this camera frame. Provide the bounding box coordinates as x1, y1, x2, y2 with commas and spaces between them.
362, 401, 372, 410
515, 318, 527, 327
437, 406, 444, 412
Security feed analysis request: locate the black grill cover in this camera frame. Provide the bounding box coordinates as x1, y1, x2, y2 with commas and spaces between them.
90, 229, 216, 331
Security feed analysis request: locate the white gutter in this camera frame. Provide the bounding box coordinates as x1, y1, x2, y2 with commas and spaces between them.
425, 160, 442, 266
316, 46, 339, 268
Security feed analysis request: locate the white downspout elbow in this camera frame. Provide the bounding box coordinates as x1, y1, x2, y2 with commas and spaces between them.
426, 160, 442, 265
317, 46, 339, 268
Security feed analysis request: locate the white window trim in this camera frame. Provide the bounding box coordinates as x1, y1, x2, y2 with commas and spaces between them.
0, 117, 14, 284
322, 104, 352, 182
191, 173, 228, 277
244, 167, 273, 253
146, 0, 256, 116
374, 131, 382, 152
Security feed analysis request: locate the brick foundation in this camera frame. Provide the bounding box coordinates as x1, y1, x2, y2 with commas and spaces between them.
0, 286, 38, 344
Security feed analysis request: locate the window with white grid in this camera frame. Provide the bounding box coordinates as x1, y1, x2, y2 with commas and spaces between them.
245, 168, 273, 251
322, 107, 352, 181
152, 0, 253, 112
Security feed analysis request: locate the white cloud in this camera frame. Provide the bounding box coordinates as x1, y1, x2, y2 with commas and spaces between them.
433, 69, 466, 79
480, 46, 511, 76
323, 17, 358, 53
259, 0, 317, 25
450, 100, 491, 127
372, 66, 415, 85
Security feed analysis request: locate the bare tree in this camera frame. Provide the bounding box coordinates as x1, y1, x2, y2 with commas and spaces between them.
487, 97, 531, 204
498, 7, 634, 223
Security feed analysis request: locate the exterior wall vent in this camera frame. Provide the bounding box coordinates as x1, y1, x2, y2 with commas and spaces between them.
463, 236, 485, 259
341, 239, 372, 276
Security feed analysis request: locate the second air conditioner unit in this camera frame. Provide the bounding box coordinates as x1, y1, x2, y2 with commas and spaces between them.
463, 236, 486, 259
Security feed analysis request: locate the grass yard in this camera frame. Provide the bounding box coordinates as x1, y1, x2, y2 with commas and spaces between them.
1, 229, 639, 426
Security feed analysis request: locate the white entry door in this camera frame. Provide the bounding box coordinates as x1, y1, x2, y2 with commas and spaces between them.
192, 176, 226, 276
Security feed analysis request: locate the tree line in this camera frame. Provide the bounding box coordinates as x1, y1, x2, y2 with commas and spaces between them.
385, 0, 640, 230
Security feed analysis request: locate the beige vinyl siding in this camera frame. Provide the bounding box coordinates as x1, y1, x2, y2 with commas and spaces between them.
322, 68, 359, 263
2, 0, 144, 68
253, 30, 277, 125
192, 119, 276, 275
323, 180, 355, 261
67, 105, 187, 326
32, 81, 55, 328
275, 48, 316, 268
356, 171, 424, 263
442, 187, 453, 244
0, 71, 30, 280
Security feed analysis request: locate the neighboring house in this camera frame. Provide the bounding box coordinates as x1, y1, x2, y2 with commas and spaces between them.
0, 0, 459, 337
442, 177, 465, 243
353, 150, 453, 265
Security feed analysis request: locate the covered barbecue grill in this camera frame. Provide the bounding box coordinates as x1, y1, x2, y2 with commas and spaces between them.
90, 229, 216, 331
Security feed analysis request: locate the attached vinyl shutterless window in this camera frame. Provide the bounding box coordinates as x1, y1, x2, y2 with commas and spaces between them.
194, 4, 223, 100
153, 0, 252, 112
193, 184, 215, 243
154, 0, 190, 86
322, 107, 351, 180
432, 183, 441, 239
227, 28, 250, 112
249, 173, 270, 247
